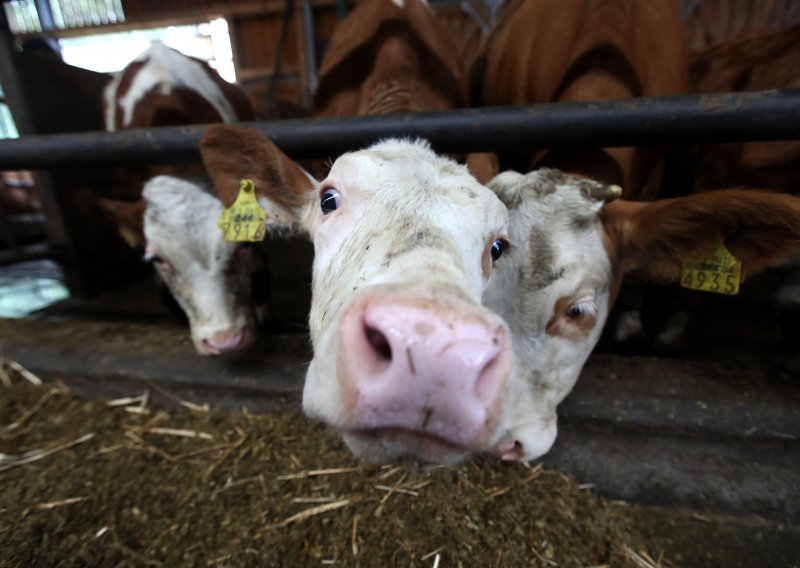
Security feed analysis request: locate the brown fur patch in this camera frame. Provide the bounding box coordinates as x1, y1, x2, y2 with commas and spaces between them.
201, 124, 314, 211
602, 190, 800, 283
471, 0, 687, 197
110, 59, 148, 120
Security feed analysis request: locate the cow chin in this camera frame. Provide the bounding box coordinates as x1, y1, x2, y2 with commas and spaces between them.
341, 429, 474, 466
493, 411, 559, 463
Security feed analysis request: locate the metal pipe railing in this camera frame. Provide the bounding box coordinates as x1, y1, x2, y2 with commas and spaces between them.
0, 89, 798, 170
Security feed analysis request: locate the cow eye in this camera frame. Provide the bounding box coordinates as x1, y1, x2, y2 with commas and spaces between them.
321, 188, 341, 214
566, 300, 595, 319
143, 250, 165, 265
490, 239, 507, 262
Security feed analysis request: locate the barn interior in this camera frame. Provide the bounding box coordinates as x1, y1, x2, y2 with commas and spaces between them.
0, 0, 799, 565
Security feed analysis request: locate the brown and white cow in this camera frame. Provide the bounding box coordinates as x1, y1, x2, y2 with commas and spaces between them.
202, 127, 512, 465
200, 2, 505, 462
102, 42, 259, 356
483, 171, 800, 461
469, 0, 688, 198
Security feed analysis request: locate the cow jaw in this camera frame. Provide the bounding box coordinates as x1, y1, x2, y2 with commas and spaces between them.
484, 170, 615, 463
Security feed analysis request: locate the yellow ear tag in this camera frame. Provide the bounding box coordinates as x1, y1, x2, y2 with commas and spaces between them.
680, 236, 742, 295
217, 179, 267, 242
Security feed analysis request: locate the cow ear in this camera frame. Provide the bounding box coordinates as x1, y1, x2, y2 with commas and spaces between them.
602, 189, 800, 282
200, 124, 316, 222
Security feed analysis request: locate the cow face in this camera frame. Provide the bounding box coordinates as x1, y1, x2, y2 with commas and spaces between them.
143, 175, 255, 356
483, 170, 618, 462
202, 125, 513, 465
486, 169, 800, 463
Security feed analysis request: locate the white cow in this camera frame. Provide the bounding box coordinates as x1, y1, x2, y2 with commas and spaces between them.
141, 175, 258, 355
202, 125, 513, 464
485, 169, 800, 462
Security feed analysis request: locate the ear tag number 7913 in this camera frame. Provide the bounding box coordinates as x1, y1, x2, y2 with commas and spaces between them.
217, 178, 268, 243
680, 236, 742, 295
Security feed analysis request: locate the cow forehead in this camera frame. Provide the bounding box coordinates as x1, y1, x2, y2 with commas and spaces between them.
489, 170, 612, 299
143, 176, 232, 262
329, 140, 507, 224
491, 169, 606, 219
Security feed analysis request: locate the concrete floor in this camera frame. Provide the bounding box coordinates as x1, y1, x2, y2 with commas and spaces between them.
1, 271, 798, 564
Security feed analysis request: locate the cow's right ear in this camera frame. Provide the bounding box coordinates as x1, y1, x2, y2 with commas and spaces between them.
200, 124, 316, 223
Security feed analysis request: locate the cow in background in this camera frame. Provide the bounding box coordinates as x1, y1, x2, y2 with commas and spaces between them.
102, 42, 261, 356
684, 26, 800, 195
313, 0, 467, 163
681, 0, 800, 53
648, 25, 800, 356
468, 0, 688, 199
315, 0, 466, 116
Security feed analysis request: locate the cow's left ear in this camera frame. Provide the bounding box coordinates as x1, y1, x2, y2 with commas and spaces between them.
201, 124, 316, 222
602, 189, 800, 282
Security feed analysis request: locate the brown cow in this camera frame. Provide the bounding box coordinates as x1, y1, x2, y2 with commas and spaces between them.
469, 0, 688, 199
682, 0, 800, 53
314, 0, 467, 119
686, 25, 800, 194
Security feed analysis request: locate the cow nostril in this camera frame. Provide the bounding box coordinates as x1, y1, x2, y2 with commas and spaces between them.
365, 324, 392, 362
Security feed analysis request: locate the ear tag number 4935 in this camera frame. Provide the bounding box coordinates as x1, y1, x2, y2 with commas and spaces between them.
218, 179, 267, 242
680, 236, 741, 295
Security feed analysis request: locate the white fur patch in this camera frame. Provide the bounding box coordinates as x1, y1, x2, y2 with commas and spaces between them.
104, 42, 238, 131
143, 175, 252, 351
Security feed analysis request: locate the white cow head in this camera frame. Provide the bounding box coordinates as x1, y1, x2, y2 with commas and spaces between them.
143, 175, 256, 356
485, 169, 800, 463
202, 125, 513, 464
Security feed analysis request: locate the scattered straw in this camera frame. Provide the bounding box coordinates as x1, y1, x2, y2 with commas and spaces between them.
140, 427, 213, 440
277, 466, 369, 481
421, 546, 444, 561
141, 378, 208, 413
375, 466, 403, 481
375, 484, 419, 497
270, 499, 352, 528
486, 463, 543, 499
213, 475, 264, 496
531, 545, 558, 566
351, 514, 359, 556
0, 363, 12, 388
204, 427, 247, 479
374, 473, 408, 517
623, 546, 661, 568
106, 395, 145, 407
124, 431, 179, 463
291, 496, 338, 504
5, 360, 42, 385
0, 433, 95, 472
1, 387, 58, 435
35, 496, 89, 510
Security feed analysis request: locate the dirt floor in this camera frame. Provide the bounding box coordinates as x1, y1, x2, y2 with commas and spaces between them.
2, 364, 798, 568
